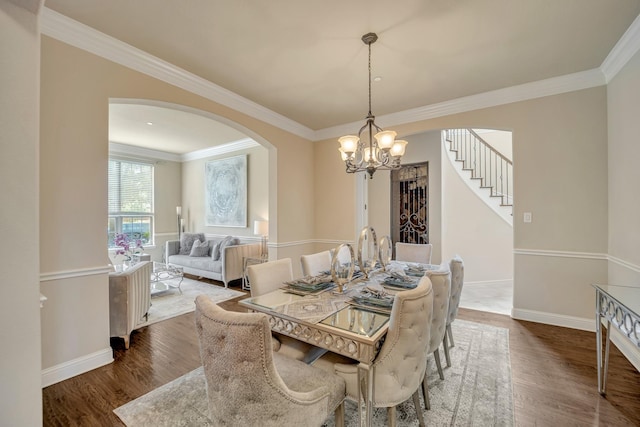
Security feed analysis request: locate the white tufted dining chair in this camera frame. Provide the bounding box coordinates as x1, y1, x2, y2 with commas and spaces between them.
332, 276, 434, 426
194, 295, 346, 427
248, 258, 320, 362
300, 250, 332, 277
421, 265, 451, 410
443, 255, 465, 367
248, 258, 293, 297
395, 242, 433, 264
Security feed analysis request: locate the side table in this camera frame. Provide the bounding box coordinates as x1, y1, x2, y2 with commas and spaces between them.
242, 257, 267, 291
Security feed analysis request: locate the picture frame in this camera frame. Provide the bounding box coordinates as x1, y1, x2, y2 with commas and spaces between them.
205, 154, 247, 227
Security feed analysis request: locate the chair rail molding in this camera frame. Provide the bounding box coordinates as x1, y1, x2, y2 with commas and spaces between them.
513, 248, 608, 260
40, 266, 112, 282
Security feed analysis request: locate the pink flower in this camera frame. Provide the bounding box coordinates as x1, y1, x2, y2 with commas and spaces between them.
114, 233, 144, 261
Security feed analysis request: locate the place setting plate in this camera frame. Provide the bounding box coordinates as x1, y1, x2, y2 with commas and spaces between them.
282, 275, 336, 295
382, 273, 418, 290
347, 286, 394, 313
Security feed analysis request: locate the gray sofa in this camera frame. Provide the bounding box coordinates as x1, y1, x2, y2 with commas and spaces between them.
166, 234, 261, 288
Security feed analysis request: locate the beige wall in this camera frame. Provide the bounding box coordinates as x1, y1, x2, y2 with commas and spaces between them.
475, 129, 513, 161
608, 48, 640, 284
39, 36, 315, 381
0, 1, 42, 424
604, 47, 640, 369
315, 87, 609, 325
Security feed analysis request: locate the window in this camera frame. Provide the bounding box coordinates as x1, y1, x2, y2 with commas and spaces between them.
108, 158, 154, 247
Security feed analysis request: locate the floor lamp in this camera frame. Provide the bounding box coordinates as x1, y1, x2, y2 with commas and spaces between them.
254, 220, 269, 260
176, 206, 183, 241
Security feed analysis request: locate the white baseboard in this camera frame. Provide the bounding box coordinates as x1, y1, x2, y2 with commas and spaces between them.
465, 279, 513, 287
511, 308, 594, 331
41, 347, 113, 388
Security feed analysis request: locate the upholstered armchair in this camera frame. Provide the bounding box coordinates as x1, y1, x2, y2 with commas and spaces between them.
194, 295, 346, 427
301, 250, 332, 277
108, 261, 152, 349
332, 276, 434, 426
443, 255, 465, 367
395, 242, 433, 264
421, 265, 451, 410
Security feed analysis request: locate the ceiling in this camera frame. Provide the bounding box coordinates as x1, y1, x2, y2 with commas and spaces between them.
44, 0, 640, 153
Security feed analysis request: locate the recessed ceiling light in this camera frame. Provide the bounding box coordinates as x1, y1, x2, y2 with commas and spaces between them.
146, 122, 153, 126
373, 76, 382, 82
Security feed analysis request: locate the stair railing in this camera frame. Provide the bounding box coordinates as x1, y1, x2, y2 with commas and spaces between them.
445, 129, 513, 207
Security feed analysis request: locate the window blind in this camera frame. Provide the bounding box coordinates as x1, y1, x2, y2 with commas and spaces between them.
108, 159, 154, 246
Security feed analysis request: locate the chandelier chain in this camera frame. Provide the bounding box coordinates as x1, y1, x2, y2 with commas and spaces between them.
368, 40, 372, 117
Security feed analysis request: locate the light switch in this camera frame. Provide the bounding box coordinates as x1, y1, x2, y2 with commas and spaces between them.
523, 212, 532, 223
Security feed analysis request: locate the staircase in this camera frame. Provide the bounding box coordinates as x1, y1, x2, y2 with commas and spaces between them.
443, 129, 513, 225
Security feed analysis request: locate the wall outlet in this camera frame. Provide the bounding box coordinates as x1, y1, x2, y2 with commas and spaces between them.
524, 212, 532, 223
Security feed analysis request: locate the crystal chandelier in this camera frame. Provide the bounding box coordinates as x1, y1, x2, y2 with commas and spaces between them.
338, 33, 408, 179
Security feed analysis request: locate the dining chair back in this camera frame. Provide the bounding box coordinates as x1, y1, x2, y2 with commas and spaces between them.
194, 295, 346, 427
248, 258, 293, 297
334, 276, 434, 426
395, 242, 433, 264
247, 257, 320, 361
422, 264, 451, 409
442, 255, 465, 367
300, 250, 332, 277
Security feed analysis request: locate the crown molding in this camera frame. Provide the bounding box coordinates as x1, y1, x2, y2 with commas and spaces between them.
181, 138, 260, 162
109, 138, 258, 163
41, 6, 633, 143
601, 13, 640, 83
314, 68, 606, 140
109, 142, 182, 162
40, 7, 315, 141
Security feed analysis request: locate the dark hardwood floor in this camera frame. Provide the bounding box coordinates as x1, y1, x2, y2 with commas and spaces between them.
42, 282, 640, 426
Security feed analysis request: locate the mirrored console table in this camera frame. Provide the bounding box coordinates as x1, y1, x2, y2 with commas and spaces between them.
593, 284, 640, 395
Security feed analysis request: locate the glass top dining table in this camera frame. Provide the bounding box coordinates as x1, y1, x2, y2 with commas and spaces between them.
239, 261, 439, 363
239, 260, 440, 427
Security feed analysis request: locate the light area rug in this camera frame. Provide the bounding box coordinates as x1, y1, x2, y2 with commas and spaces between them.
114, 319, 514, 426
140, 277, 244, 327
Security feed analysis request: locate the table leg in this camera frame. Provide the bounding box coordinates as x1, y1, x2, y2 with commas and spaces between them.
357, 364, 374, 427
603, 319, 612, 394
596, 316, 603, 394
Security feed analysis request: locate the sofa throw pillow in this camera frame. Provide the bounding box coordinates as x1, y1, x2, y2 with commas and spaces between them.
215, 235, 239, 261
210, 241, 221, 261
179, 232, 206, 255
189, 239, 210, 257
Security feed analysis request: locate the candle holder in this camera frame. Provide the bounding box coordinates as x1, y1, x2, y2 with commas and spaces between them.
357, 226, 379, 279
378, 235, 392, 271
330, 243, 355, 293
